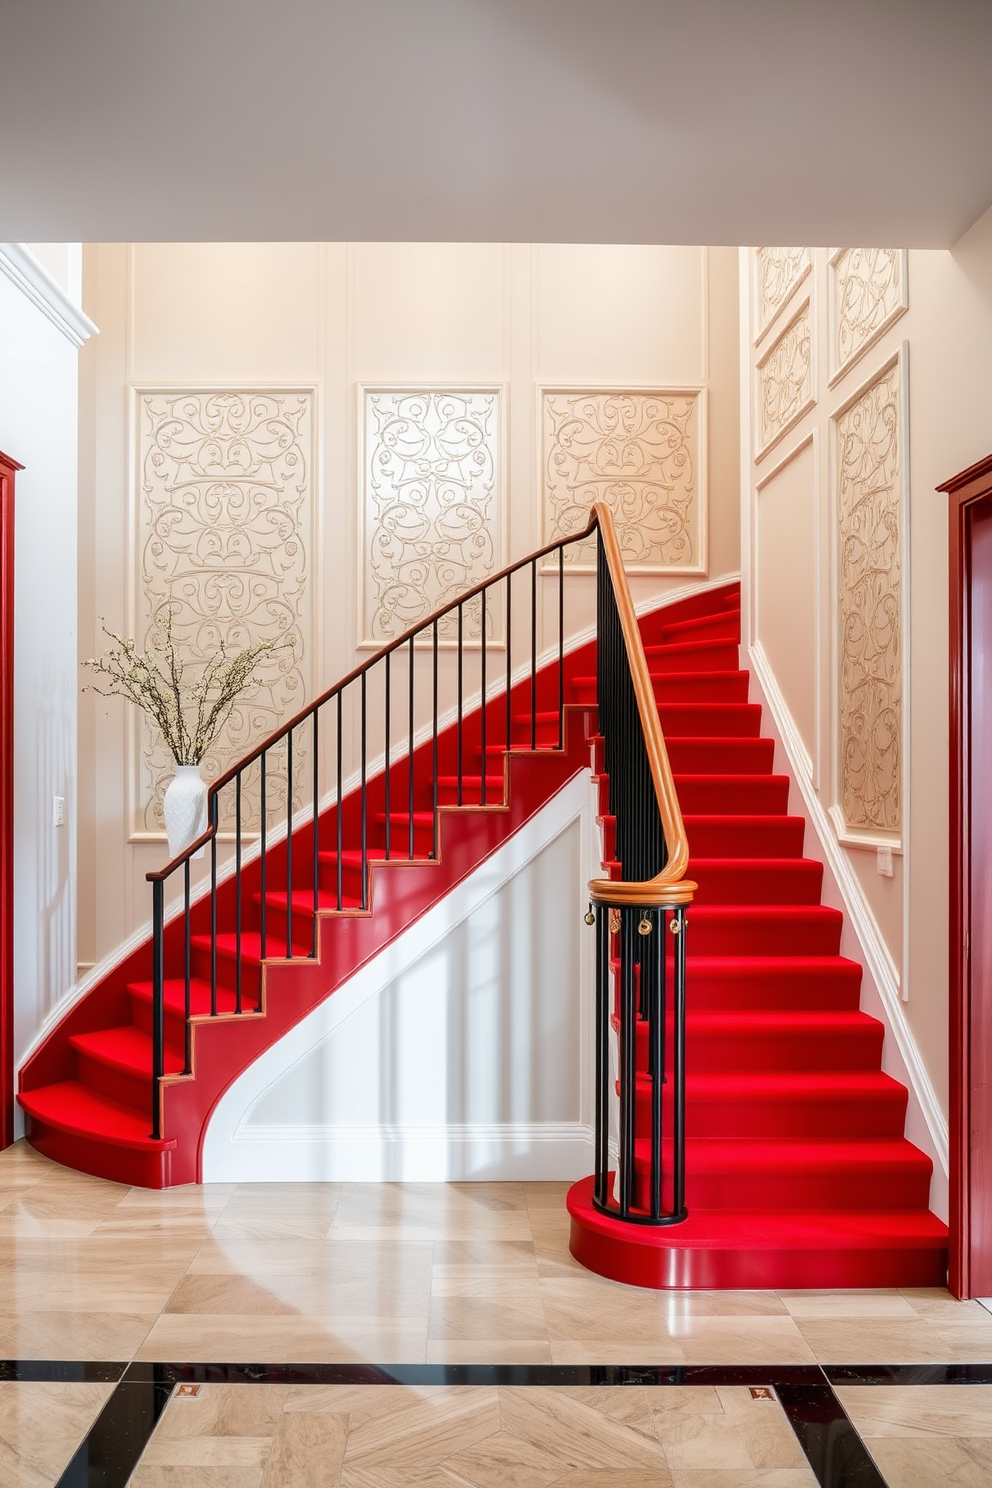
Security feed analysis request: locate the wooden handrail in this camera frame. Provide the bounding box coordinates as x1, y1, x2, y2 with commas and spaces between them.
587, 503, 696, 910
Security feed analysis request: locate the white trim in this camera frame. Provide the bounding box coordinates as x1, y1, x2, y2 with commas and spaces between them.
0, 244, 98, 347
203, 772, 595, 1181
748, 639, 949, 1215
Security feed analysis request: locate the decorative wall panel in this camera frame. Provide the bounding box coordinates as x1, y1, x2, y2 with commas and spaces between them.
835, 359, 902, 836
541, 388, 704, 573
831, 248, 907, 381
136, 389, 313, 833
754, 247, 812, 339
756, 299, 814, 458
361, 387, 502, 646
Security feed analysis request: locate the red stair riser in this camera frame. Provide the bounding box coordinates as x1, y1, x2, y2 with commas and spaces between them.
571, 672, 750, 706
684, 816, 806, 858
623, 1016, 884, 1072
689, 859, 823, 905
684, 959, 863, 1011
674, 775, 791, 815
23, 1116, 174, 1189
635, 1154, 933, 1213
642, 640, 740, 672
658, 704, 762, 738
665, 738, 775, 773
670, 1084, 909, 1141
687, 908, 843, 957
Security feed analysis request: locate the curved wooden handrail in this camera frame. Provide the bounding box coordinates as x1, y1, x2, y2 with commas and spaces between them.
147, 503, 694, 909
587, 503, 696, 910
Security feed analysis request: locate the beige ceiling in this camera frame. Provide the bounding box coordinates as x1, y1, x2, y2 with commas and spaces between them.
2, 0, 991, 246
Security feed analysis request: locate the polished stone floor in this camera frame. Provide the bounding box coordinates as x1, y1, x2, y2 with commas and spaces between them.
1, 1139, 990, 1484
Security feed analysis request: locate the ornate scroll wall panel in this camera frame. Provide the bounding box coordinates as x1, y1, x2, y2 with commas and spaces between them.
360, 387, 504, 648
829, 248, 908, 386
540, 387, 706, 575
832, 352, 904, 843
753, 247, 812, 343
132, 388, 315, 837
755, 298, 815, 461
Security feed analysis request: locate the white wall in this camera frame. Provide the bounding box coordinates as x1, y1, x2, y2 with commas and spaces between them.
741, 216, 992, 1160
76, 241, 741, 976
204, 774, 595, 1181
0, 246, 93, 1124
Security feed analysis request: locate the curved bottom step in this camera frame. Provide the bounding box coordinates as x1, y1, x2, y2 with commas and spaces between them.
566, 1175, 948, 1291
21, 1082, 176, 1188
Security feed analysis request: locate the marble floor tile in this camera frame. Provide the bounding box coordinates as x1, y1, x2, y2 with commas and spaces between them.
796, 1316, 966, 1363
856, 1435, 992, 1487
428, 1289, 549, 1342
550, 1339, 688, 1364
778, 1289, 918, 1319
499, 1386, 671, 1473
838, 1382, 992, 1437
343, 1386, 501, 1465
154, 1383, 292, 1438
261, 1407, 349, 1486
668, 1472, 815, 1487
136, 1313, 430, 1363
662, 1317, 817, 1366
0, 1381, 114, 1488
425, 1338, 555, 1363
164, 1272, 311, 1316
0, 1308, 156, 1359
900, 1287, 991, 1322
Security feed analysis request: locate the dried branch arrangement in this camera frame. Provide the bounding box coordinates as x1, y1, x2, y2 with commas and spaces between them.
82, 608, 290, 765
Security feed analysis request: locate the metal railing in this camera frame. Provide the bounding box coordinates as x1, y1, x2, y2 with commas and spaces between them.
145, 505, 695, 1226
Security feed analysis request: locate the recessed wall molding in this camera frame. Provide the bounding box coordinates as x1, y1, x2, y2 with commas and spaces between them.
540, 386, 707, 575
360, 386, 505, 649
755, 296, 815, 461
752, 246, 812, 344
831, 350, 905, 845
130, 387, 316, 840
829, 247, 908, 387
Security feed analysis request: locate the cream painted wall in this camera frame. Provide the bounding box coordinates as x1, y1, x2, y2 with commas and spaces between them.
76, 241, 741, 975
0, 252, 84, 1113
742, 215, 992, 1124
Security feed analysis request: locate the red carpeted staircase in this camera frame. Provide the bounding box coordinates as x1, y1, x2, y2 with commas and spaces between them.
18, 576, 948, 1292
567, 585, 949, 1288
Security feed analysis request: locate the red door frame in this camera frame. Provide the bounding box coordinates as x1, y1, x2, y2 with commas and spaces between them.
0, 450, 21, 1151
941, 452, 992, 1297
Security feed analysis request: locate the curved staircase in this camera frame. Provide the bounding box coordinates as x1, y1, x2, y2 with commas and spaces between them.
19, 550, 947, 1292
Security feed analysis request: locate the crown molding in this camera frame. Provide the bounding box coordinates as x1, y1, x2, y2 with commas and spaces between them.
0, 244, 98, 347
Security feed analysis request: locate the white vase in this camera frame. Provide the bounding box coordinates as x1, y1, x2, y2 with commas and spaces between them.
163, 764, 208, 861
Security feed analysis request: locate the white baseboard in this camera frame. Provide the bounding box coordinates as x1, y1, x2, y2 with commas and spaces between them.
214, 1122, 594, 1183
748, 640, 949, 1220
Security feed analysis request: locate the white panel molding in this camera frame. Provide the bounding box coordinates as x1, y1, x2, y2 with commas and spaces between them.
203, 771, 596, 1182
359, 384, 506, 649
751, 430, 818, 783
754, 294, 815, 462
828, 348, 907, 849
751, 246, 812, 346
748, 638, 948, 1215
539, 385, 707, 577
125, 384, 318, 842
828, 247, 908, 387
0, 244, 98, 347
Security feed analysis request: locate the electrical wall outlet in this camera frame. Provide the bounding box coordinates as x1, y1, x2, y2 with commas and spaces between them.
876, 844, 893, 877
53, 796, 65, 827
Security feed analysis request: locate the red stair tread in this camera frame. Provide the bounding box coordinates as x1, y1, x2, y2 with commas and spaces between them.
71, 1026, 185, 1077
128, 978, 256, 1018
19, 1082, 177, 1152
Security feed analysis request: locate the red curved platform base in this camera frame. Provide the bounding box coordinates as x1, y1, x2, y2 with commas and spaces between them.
567, 1176, 949, 1291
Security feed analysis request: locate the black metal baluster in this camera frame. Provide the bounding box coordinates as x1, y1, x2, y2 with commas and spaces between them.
384, 652, 391, 861
457, 601, 464, 805
286, 728, 294, 958
361, 672, 368, 909
672, 906, 687, 1220
210, 796, 218, 1017
480, 587, 487, 805
183, 859, 191, 1075
408, 635, 415, 859
530, 558, 537, 749
505, 569, 512, 752
235, 773, 243, 1014
650, 908, 663, 1220
150, 879, 164, 1140
594, 901, 610, 1209
558, 542, 565, 748
432, 621, 438, 859
336, 693, 343, 911
619, 907, 636, 1216
312, 708, 319, 957
260, 751, 267, 961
